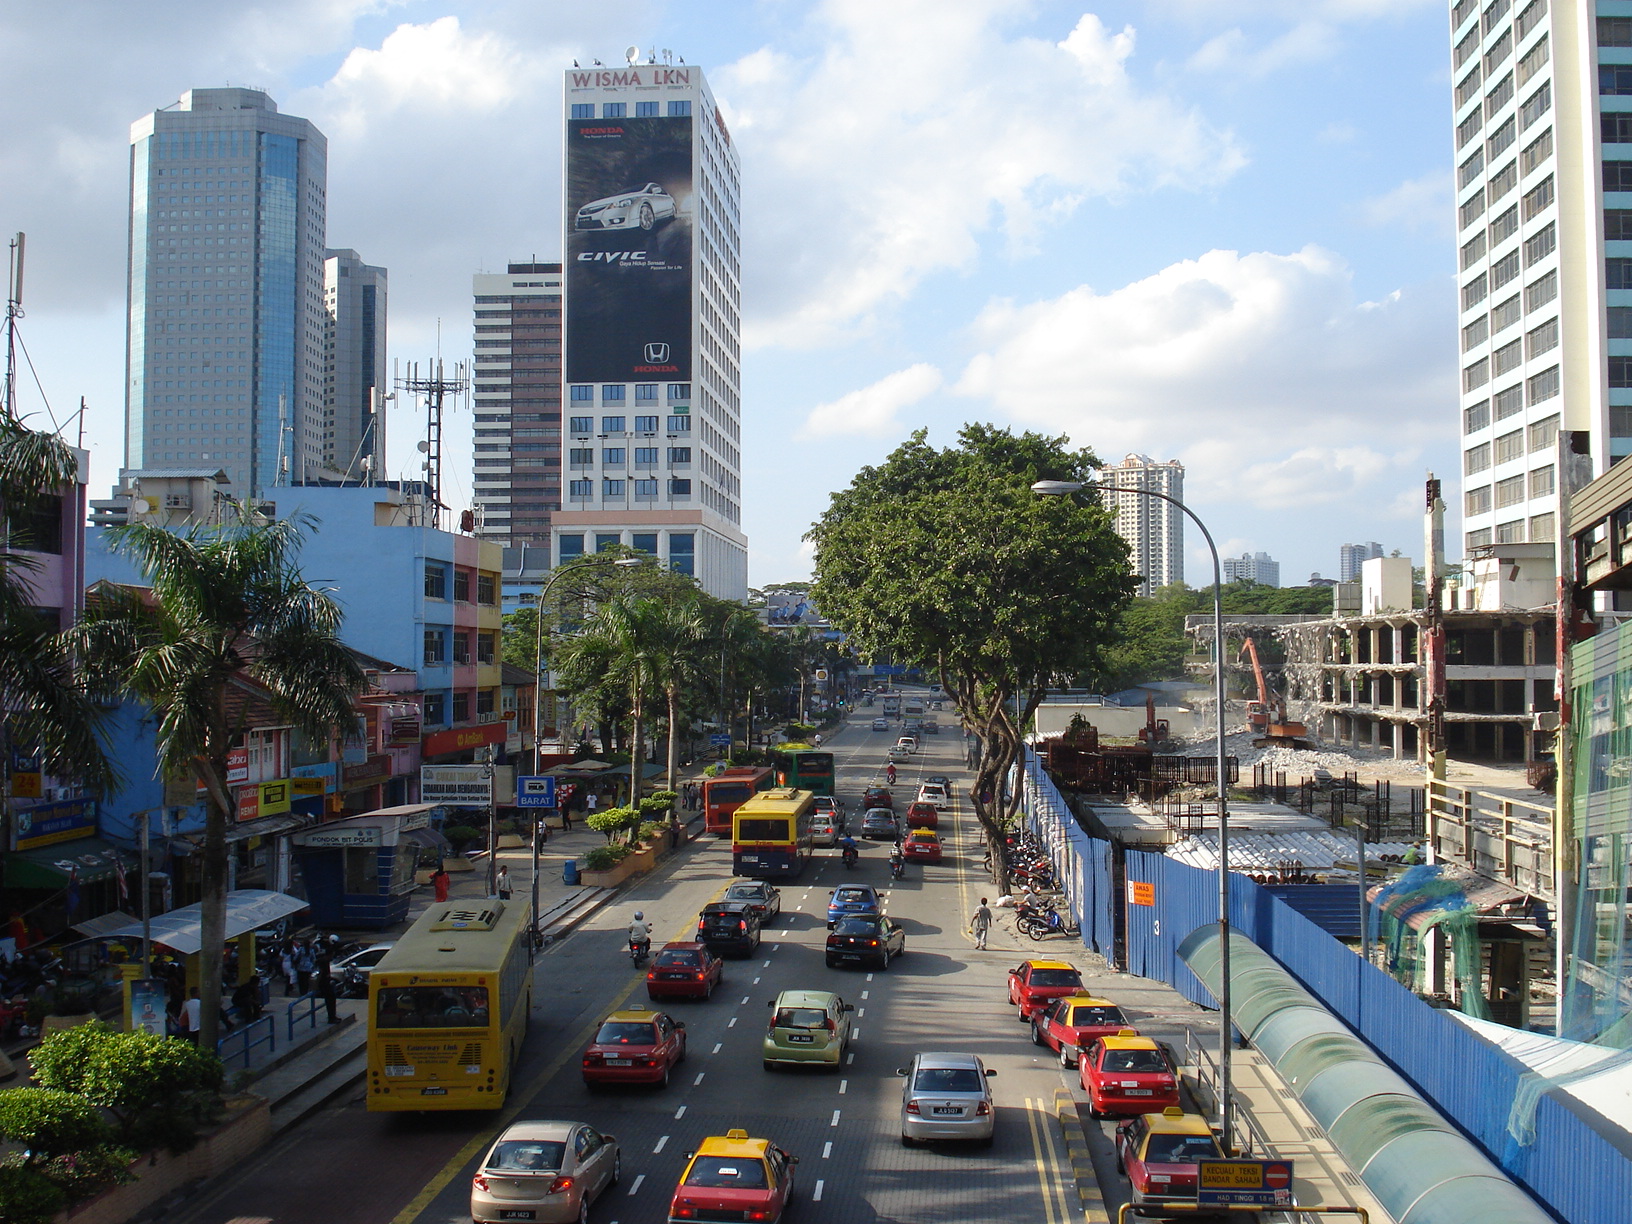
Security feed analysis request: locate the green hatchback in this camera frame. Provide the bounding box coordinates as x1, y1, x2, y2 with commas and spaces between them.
762, 989, 854, 1071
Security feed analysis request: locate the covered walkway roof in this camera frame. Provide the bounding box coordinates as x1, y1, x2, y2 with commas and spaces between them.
102, 889, 308, 954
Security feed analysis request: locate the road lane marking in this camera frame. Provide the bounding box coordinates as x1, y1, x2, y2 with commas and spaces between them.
773, 944, 781, 951
654, 1136, 669, 1153
1024, 1096, 1072, 1224
753, 976, 761, 984
823, 1142, 832, 1159
674, 1106, 686, 1119
728, 1017, 737, 1028
861, 990, 869, 1000
712, 1042, 722, 1054
741, 996, 750, 1004
853, 1027, 861, 1040
627, 1174, 645, 1197
847, 1053, 854, 1065
694, 1072, 706, 1085
813, 1180, 825, 1201
762, 959, 771, 967
839, 1079, 848, 1094
830, 1110, 841, 1127
857, 1008, 865, 1018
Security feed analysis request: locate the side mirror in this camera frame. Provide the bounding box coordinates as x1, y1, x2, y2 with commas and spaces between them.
766, 1000, 774, 1008
674, 1021, 685, 1030
685, 1151, 695, 1160
602, 1133, 616, 1144
843, 1003, 855, 1012
984, 1068, 997, 1077
790, 1155, 800, 1164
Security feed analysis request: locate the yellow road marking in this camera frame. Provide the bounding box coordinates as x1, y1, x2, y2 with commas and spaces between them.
389, 876, 733, 1224
1026, 1094, 1071, 1224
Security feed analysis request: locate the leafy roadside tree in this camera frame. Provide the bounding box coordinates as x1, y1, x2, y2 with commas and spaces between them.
70, 509, 366, 1051
808, 425, 1136, 879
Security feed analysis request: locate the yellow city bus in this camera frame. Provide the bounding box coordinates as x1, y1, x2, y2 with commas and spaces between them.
366, 898, 532, 1111
732, 788, 816, 878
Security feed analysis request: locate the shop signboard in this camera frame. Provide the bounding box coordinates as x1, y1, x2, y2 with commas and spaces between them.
237, 780, 292, 823
291, 761, 339, 793
226, 745, 249, 785
298, 826, 383, 849
14, 797, 99, 850
130, 979, 168, 1037
421, 721, 507, 757
421, 765, 494, 806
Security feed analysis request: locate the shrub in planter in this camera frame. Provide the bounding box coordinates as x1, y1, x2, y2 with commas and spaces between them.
443, 824, 483, 853
0, 1163, 68, 1224
0, 1089, 137, 1218
583, 844, 631, 872
586, 805, 641, 843
637, 821, 667, 844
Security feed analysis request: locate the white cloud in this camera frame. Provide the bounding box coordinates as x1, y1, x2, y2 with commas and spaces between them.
1187, 22, 1339, 78
720, 3, 1244, 348
954, 246, 1453, 511
1357, 172, 1451, 234
797, 363, 942, 439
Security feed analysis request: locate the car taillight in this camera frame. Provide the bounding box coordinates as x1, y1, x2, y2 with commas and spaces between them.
747, 1211, 774, 1222
695, 970, 707, 980
548, 1176, 574, 1194
583, 1053, 600, 1065
472, 1175, 489, 1192
825, 1017, 836, 1032
906, 1099, 921, 1114
738, 921, 747, 933
672, 1206, 696, 1219
976, 1100, 991, 1116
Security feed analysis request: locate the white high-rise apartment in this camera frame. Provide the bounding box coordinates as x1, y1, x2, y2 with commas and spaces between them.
1104, 454, 1184, 596
1339, 541, 1384, 581
1449, 1, 1632, 558
1223, 552, 1281, 587
320, 249, 387, 482
555, 60, 747, 599
126, 89, 327, 497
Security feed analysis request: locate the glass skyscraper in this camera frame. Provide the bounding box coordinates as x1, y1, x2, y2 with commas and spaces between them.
126, 89, 327, 497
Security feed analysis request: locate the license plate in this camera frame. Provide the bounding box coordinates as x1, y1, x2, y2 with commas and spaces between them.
385, 1066, 414, 1077
662, 973, 688, 979
420, 1086, 447, 1096
500, 1212, 536, 1220
1126, 1089, 1153, 1096
606, 1058, 632, 1066
787, 1034, 813, 1043
932, 1107, 962, 1116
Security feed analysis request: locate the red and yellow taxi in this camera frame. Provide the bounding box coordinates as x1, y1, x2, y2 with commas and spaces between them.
1006, 959, 1085, 1021
1030, 994, 1132, 1067
646, 942, 724, 1002
1081, 1030, 1180, 1117
903, 800, 939, 829
902, 829, 943, 863
667, 1128, 797, 1223
581, 1008, 687, 1088
1115, 1106, 1224, 1216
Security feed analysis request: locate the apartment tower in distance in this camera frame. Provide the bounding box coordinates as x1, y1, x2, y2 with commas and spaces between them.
126, 89, 329, 497
1103, 454, 1184, 596
320, 249, 387, 482
470, 263, 564, 547
1339, 541, 1384, 581
555, 58, 747, 598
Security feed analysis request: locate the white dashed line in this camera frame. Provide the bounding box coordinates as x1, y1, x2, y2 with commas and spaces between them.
847, 1052, 855, 1065
866, 973, 874, 982
653, 1135, 669, 1153
712, 1042, 722, 1054
773, 945, 781, 952
674, 1106, 686, 1119
860, 990, 869, 1000
830, 1109, 841, 1127
853, 1028, 861, 1040
727, 1017, 737, 1028
628, 1175, 645, 1196
762, 959, 771, 968
839, 1079, 848, 1094
857, 1008, 865, 1018
753, 977, 761, 984
822, 1141, 833, 1159
814, 1180, 825, 1201
740, 996, 750, 1005
694, 1072, 706, 1085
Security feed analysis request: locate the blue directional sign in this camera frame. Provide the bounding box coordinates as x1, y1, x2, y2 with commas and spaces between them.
709, 733, 733, 747
516, 775, 557, 808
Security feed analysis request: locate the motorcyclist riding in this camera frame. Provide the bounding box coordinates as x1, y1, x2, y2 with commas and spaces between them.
885, 763, 896, 785
838, 834, 859, 868
627, 911, 652, 963
888, 845, 905, 879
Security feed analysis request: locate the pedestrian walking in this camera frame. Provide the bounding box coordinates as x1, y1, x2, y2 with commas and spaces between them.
315, 945, 340, 1025
585, 791, 599, 816
560, 803, 573, 832
431, 864, 451, 902
496, 865, 513, 900
970, 898, 993, 951
179, 987, 202, 1045
280, 943, 297, 997
293, 939, 316, 995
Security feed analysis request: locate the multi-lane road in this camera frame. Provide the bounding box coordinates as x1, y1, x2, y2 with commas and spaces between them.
175, 700, 1106, 1224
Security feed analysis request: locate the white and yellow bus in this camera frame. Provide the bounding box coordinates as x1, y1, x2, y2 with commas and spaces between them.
366, 898, 532, 1111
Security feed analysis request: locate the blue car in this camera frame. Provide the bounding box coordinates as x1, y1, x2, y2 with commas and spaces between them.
827, 884, 883, 928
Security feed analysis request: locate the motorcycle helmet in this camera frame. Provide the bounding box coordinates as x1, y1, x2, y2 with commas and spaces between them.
634, 911, 644, 920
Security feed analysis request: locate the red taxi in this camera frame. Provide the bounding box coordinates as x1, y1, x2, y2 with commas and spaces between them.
1080, 1031, 1180, 1117
1006, 959, 1085, 1021
901, 829, 943, 863
1030, 994, 1131, 1068
581, 1008, 687, 1088
903, 800, 939, 828
668, 1129, 797, 1223
646, 942, 724, 1001
1115, 1107, 1225, 1216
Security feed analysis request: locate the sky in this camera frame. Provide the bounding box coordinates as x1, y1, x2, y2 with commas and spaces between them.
2, 0, 1458, 589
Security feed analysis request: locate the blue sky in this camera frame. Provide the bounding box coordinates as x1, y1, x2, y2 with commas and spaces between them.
3, 0, 1456, 588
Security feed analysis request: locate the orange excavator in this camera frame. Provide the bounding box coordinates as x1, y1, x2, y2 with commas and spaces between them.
1240, 637, 1312, 749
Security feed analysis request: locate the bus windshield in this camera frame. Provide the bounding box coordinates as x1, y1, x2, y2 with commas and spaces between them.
375, 985, 490, 1029
737, 818, 791, 842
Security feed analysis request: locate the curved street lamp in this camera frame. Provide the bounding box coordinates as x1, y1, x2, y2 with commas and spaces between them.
1032, 476, 1235, 1155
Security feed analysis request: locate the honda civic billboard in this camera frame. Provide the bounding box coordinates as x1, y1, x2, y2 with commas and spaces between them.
565, 115, 692, 382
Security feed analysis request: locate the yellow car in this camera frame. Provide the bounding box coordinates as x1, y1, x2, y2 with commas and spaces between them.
667, 1129, 798, 1223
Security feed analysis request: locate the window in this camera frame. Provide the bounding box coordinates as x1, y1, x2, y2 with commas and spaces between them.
425, 564, 447, 599
634, 415, 659, 432
1520, 127, 1552, 175
1529, 465, 1555, 497
1460, 148, 1486, 189
1490, 158, 1518, 201
569, 415, 592, 433
1458, 105, 1484, 149
570, 385, 594, 403
452, 691, 470, 722
571, 103, 593, 119
668, 445, 692, 463
1461, 232, 1487, 271
1456, 26, 1480, 68
1606, 114, 1632, 146
1486, 71, 1514, 115
423, 692, 446, 725
1467, 527, 1494, 550
602, 102, 626, 118
633, 447, 658, 464
1611, 306, 1632, 337
667, 415, 691, 432
1525, 317, 1558, 358
636, 101, 659, 117
1492, 338, 1523, 376
1488, 205, 1519, 246
1486, 115, 1516, 160
1494, 383, 1524, 420
1457, 65, 1483, 108
602, 478, 625, 497
1516, 0, 1545, 40
631, 533, 658, 555
1610, 209, 1632, 241
1529, 511, 1555, 540
452, 632, 471, 665
668, 383, 690, 401
1603, 65, 1632, 96
424, 628, 446, 665
1465, 399, 1491, 433
1601, 17, 1632, 47
1466, 442, 1492, 474
602, 385, 626, 402
603, 447, 625, 465
601, 415, 625, 432
1610, 258, 1632, 289
1460, 188, 1487, 230
1516, 32, 1549, 87
1528, 414, 1559, 451
569, 447, 593, 465
1496, 429, 1525, 463
454, 570, 471, 602
1454, 0, 1478, 28
1523, 222, 1555, 266
1491, 294, 1522, 332
1466, 485, 1493, 515
568, 479, 593, 497
1527, 364, 1560, 403
1463, 273, 1489, 310
1492, 250, 1522, 289
478, 574, 497, 606
1522, 175, 1553, 220
668, 100, 692, 116
559, 533, 584, 562
669, 478, 692, 495
1606, 160, 1632, 191
1494, 474, 1526, 508
596, 533, 621, 552
477, 631, 496, 664
1463, 316, 1490, 351
1482, 0, 1510, 35
668, 532, 695, 575
1485, 29, 1513, 75
635, 384, 658, 402
477, 687, 497, 716
633, 478, 659, 497
1612, 356, 1632, 387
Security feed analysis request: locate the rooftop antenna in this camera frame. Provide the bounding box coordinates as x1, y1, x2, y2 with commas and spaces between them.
395, 358, 467, 529
625, 45, 640, 66
4, 232, 24, 421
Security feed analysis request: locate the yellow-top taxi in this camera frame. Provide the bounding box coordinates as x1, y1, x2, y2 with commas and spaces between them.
902, 829, 943, 863
1006, 958, 1085, 1020
1030, 993, 1132, 1068
667, 1128, 797, 1223
1081, 1030, 1180, 1117
1115, 1106, 1225, 1216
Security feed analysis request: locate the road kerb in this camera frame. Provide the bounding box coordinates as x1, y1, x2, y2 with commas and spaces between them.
1054, 1087, 1111, 1223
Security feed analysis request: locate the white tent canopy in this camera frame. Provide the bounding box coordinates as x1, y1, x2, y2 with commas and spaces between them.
103, 889, 308, 954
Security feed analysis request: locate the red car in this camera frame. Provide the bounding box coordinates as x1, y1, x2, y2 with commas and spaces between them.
1030, 994, 1132, 1068
669, 1129, 797, 1223
903, 801, 939, 829
1115, 1108, 1225, 1215
1081, 1032, 1180, 1118
581, 1008, 687, 1088
862, 786, 893, 810
646, 942, 724, 1001
1006, 959, 1085, 1021
901, 829, 942, 863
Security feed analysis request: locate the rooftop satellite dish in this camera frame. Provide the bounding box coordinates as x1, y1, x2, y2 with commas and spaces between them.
416, 440, 430, 453
131, 497, 152, 516
625, 44, 640, 65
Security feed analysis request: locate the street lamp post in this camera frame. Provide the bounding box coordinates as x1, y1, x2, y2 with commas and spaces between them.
1032, 476, 1236, 1154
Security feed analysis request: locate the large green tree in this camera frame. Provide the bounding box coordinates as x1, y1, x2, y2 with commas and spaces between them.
808, 425, 1137, 875
71, 508, 366, 1050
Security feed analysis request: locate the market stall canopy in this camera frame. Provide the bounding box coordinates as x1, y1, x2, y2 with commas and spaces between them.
544, 760, 615, 775
102, 889, 308, 954
4, 838, 135, 889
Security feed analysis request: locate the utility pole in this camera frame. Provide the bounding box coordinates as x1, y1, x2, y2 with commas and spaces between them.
3, 232, 23, 422
396, 360, 467, 529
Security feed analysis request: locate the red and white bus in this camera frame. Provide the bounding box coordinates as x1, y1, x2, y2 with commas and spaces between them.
702, 766, 775, 836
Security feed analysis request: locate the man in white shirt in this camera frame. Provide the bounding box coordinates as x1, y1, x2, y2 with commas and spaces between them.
180, 987, 202, 1045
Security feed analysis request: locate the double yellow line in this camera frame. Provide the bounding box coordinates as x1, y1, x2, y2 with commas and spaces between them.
1026, 1094, 1089, 1224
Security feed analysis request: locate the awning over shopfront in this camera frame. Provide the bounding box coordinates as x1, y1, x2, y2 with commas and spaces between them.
4, 838, 135, 889
101, 889, 308, 954
71, 910, 139, 939
401, 826, 451, 854
166, 812, 307, 857
544, 760, 615, 776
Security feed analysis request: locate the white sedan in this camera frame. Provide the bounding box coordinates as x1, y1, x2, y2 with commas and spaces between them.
574, 183, 677, 231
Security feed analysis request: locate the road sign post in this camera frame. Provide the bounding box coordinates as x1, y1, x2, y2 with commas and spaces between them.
516, 775, 558, 809
1195, 1159, 1295, 1208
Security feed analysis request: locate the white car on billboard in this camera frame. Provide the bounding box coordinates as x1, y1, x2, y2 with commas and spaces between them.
575, 183, 677, 232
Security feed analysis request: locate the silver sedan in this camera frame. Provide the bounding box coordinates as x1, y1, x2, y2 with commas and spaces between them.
470, 1120, 620, 1223
898, 1052, 997, 1147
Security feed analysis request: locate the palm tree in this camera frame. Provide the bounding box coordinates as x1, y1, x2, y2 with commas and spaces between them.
71, 506, 366, 1050
646, 595, 710, 793
0, 416, 114, 792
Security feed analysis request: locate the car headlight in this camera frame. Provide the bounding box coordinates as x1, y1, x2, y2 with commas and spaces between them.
617, 198, 634, 207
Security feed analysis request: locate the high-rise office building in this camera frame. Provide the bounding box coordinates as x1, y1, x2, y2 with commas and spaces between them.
125, 88, 327, 497
554, 61, 747, 599
470, 263, 564, 547
1339, 541, 1384, 582
320, 249, 387, 482
1224, 551, 1281, 587
1104, 454, 1184, 597
1449, 2, 1616, 560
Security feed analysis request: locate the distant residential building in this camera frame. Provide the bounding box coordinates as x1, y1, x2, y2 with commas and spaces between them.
1224, 551, 1280, 587
1339, 541, 1383, 581
1103, 454, 1183, 597
1308, 573, 1338, 588
320, 249, 387, 481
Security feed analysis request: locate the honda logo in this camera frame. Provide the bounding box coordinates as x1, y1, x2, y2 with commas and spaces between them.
644, 342, 670, 363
